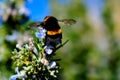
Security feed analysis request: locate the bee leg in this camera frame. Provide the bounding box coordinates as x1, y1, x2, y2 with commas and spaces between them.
55, 39, 62, 49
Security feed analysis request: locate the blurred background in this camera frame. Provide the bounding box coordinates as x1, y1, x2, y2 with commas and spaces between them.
0, 0, 120, 80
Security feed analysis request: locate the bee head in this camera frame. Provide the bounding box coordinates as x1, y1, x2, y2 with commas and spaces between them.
43, 16, 60, 30
44, 16, 58, 23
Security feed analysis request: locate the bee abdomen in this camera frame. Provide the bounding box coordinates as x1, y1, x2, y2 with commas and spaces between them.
47, 29, 62, 36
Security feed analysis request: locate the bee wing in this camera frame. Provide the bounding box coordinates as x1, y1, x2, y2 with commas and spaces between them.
58, 19, 76, 25
29, 22, 43, 30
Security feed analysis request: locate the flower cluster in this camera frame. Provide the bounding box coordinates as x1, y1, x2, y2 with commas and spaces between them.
10, 26, 65, 80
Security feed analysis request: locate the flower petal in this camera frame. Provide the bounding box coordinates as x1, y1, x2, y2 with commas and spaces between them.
49, 61, 56, 68
10, 74, 18, 80
45, 48, 53, 55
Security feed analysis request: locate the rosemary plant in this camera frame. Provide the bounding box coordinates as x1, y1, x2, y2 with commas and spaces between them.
10, 26, 68, 80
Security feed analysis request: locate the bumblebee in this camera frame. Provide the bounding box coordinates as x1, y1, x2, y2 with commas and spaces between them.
41, 16, 62, 48
31, 16, 76, 50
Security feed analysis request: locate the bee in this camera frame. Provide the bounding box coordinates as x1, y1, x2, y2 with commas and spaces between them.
31, 16, 76, 50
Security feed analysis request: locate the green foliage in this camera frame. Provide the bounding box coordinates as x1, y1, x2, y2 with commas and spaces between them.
50, 0, 120, 80
10, 24, 68, 79
11, 47, 61, 80
2, 0, 120, 80
0, 0, 30, 79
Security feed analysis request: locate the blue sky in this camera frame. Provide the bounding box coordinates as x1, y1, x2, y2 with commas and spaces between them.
25, 0, 50, 21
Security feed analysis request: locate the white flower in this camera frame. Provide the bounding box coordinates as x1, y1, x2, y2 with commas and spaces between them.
40, 58, 49, 66
15, 67, 20, 74
45, 48, 53, 55
49, 61, 56, 69
44, 46, 54, 55
12, 9, 17, 16
35, 32, 46, 39
19, 5, 29, 16
16, 44, 22, 49
10, 74, 19, 80
39, 28, 46, 33
19, 71, 26, 77
33, 47, 38, 55
6, 31, 19, 42
35, 28, 46, 39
